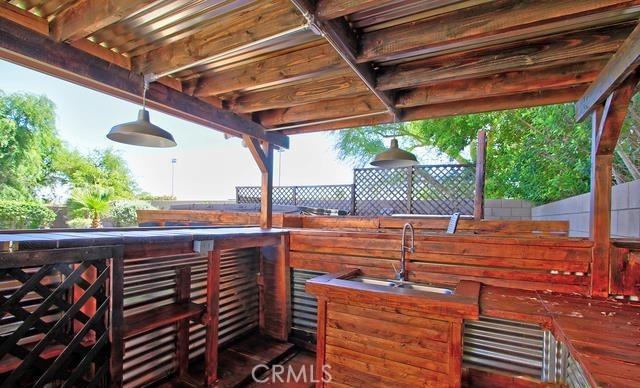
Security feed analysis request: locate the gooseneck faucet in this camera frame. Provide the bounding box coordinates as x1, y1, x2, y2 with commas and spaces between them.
395, 223, 415, 281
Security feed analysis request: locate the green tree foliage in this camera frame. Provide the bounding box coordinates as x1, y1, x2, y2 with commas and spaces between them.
0, 200, 56, 229
0, 91, 61, 200
54, 148, 139, 199
334, 103, 605, 204
108, 200, 155, 227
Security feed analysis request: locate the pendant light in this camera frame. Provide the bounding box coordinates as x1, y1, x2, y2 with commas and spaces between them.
370, 138, 418, 168
107, 77, 177, 147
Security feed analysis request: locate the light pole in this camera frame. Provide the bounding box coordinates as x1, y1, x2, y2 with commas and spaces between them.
171, 158, 177, 198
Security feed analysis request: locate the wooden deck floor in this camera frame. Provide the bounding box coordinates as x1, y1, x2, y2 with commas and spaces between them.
153, 334, 313, 387
481, 286, 640, 388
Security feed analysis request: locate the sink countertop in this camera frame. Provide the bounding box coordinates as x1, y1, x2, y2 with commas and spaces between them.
305, 269, 480, 319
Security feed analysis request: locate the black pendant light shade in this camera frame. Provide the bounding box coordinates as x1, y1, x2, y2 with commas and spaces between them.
107, 76, 177, 147
370, 138, 418, 168
107, 109, 176, 147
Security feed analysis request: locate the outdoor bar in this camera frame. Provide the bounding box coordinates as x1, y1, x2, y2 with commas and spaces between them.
0, 1, 639, 387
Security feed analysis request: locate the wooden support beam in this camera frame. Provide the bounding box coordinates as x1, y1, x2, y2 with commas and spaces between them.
261, 143, 274, 229
396, 61, 604, 108
0, 16, 289, 148
244, 135, 269, 173
231, 72, 368, 113
290, 0, 400, 120
204, 248, 221, 386
576, 20, 640, 121
378, 25, 631, 91
589, 75, 637, 297
190, 44, 344, 96
358, 0, 640, 63
50, 0, 155, 42
474, 130, 487, 221
280, 87, 585, 134
258, 94, 385, 127
132, 1, 304, 76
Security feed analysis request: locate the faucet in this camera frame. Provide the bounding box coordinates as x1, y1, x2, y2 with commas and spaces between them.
395, 223, 415, 281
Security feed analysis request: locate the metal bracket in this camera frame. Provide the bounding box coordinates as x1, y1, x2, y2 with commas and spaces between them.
193, 240, 215, 254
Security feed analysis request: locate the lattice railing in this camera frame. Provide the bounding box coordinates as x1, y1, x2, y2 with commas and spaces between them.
236, 185, 353, 212
237, 164, 475, 216
0, 245, 122, 387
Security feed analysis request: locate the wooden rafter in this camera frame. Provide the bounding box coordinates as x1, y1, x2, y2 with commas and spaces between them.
289, 0, 400, 120
358, 0, 640, 63
377, 25, 632, 91
50, 0, 155, 42
396, 61, 604, 108
189, 44, 344, 96
0, 16, 289, 148
258, 94, 385, 127
280, 87, 585, 135
231, 72, 368, 113
132, 1, 305, 76
576, 20, 640, 121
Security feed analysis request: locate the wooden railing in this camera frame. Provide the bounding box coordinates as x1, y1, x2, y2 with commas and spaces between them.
137, 209, 570, 236
0, 229, 289, 387
290, 230, 593, 294
0, 245, 122, 387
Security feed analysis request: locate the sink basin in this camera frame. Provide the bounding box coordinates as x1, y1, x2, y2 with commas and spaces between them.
351, 276, 453, 295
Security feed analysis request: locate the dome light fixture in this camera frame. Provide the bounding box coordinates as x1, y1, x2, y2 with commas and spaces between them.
107, 76, 176, 148
370, 138, 418, 168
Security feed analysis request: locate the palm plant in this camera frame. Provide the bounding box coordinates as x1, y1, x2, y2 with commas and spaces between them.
68, 186, 112, 228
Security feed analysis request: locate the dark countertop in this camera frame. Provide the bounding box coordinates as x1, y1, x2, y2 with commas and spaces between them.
0, 227, 288, 249
480, 285, 640, 387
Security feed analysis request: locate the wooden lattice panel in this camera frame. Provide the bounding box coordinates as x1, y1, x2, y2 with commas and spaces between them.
0, 246, 122, 388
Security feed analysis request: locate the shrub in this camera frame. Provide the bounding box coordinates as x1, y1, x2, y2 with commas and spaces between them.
108, 200, 155, 227
67, 218, 93, 229
0, 200, 56, 229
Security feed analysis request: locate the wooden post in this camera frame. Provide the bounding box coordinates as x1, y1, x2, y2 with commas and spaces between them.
261, 142, 274, 228
589, 74, 637, 297
175, 266, 191, 380
244, 135, 274, 228
204, 248, 221, 386
473, 130, 487, 220
258, 234, 291, 340
108, 253, 124, 388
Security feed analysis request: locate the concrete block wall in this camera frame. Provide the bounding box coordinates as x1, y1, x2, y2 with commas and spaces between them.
532, 179, 640, 238
484, 199, 533, 220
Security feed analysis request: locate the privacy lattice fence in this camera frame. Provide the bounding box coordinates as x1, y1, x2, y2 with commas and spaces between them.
236, 164, 476, 216
236, 185, 353, 211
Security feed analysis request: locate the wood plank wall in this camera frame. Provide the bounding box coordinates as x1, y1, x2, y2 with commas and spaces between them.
137, 210, 569, 236
290, 230, 594, 294
610, 241, 640, 296
323, 301, 462, 387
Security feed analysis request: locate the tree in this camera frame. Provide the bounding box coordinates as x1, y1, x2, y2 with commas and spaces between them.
54, 148, 139, 199
333, 102, 610, 204
67, 186, 112, 228
0, 91, 62, 200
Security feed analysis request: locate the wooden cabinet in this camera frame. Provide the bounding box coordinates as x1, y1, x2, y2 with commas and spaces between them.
307, 271, 479, 388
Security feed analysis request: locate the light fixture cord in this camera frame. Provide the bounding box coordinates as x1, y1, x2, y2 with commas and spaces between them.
142, 79, 149, 110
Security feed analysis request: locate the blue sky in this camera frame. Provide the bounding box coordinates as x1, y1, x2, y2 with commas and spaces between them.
0, 59, 356, 200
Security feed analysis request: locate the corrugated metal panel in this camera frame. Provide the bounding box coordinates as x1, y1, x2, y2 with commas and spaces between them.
122, 248, 259, 387
463, 316, 545, 378
566, 354, 591, 388
290, 269, 324, 338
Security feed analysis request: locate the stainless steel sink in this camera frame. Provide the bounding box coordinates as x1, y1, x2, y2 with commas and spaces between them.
351, 276, 453, 295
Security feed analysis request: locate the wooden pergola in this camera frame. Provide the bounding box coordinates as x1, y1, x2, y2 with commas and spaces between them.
1, 0, 640, 314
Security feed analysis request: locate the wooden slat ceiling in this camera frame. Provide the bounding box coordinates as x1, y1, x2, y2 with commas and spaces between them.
3, 0, 640, 137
